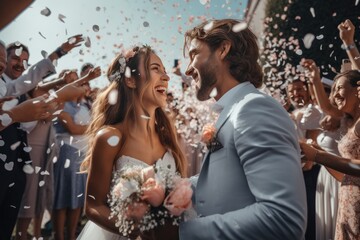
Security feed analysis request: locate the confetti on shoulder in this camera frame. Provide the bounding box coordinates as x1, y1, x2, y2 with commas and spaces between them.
107, 135, 120, 147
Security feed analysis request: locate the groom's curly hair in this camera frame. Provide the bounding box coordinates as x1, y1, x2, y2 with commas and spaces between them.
183, 19, 263, 88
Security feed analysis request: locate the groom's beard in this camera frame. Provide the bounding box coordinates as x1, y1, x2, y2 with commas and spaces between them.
196, 60, 217, 101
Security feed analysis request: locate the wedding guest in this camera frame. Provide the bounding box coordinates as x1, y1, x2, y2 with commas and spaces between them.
78, 45, 187, 240
179, 19, 307, 239
0, 36, 83, 239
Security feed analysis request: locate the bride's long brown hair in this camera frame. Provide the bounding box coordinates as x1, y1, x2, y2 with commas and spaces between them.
81, 45, 187, 177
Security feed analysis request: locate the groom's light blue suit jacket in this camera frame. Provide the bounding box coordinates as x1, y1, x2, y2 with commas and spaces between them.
179, 82, 307, 240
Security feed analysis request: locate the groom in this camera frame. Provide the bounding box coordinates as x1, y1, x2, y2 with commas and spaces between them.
179, 19, 307, 239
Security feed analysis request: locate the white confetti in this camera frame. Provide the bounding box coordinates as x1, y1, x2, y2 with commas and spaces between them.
88, 194, 96, 200
15, 47, 23, 56
0, 140, 4, 146
77, 193, 83, 198
64, 159, 70, 168
41, 50, 48, 59
68, 37, 76, 44
295, 49, 303, 55
0, 113, 13, 127
140, 115, 151, 120
92, 25, 100, 32
40, 7, 51, 16
23, 60, 28, 70
356, 0, 359, 6
303, 33, 315, 49
4, 162, 14, 171
96, 6, 101, 11
40, 170, 50, 175
35, 166, 41, 174
23, 164, 34, 174
232, 22, 248, 32
209, 87, 217, 98
85, 37, 91, 48
108, 89, 118, 105
310, 7, 315, 18
2, 99, 18, 111
107, 136, 120, 146
58, 14, 66, 23
23, 146, 32, 153
24, 206, 30, 209
143, 21, 149, 27
9, 182, 15, 187
204, 21, 214, 32
39, 181, 45, 187
125, 67, 131, 78
10, 141, 21, 150
52, 156, 58, 163
316, 34, 324, 40
199, 0, 209, 5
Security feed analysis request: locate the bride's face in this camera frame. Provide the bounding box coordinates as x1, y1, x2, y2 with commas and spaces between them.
140, 53, 170, 109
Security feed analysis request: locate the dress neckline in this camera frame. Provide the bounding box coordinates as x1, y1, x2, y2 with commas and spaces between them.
120, 151, 170, 167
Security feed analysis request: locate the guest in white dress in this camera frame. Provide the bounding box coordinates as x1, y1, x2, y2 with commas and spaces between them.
77, 45, 188, 240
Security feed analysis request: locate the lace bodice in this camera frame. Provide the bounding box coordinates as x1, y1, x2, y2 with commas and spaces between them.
115, 151, 177, 174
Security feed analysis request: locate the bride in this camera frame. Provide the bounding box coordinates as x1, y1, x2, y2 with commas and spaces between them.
77, 45, 187, 240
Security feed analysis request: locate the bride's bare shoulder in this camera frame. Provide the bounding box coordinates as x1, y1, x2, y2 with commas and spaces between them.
94, 125, 122, 147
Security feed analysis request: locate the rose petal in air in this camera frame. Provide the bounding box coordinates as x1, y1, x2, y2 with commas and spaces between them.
303, 33, 315, 49
108, 89, 118, 105
15, 47, 23, 56
85, 37, 91, 48
310, 7, 315, 17
143, 21, 149, 27
41, 50, 48, 59
23, 164, 34, 174
40, 7, 51, 16
39, 181, 45, 187
58, 14, 66, 23
4, 162, 14, 171
232, 22, 247, 32
64, 159, 70, 168
92, 25, 100, 32
107, 136, 120, 147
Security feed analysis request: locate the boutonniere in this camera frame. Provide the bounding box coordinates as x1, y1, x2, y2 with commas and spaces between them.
201, 124, 223, 153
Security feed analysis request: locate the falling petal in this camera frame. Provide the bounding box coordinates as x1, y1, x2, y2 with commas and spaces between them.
125, 67, 131, 78
15, 47, 23, 56
303, 33, 315, 49
108, 89, 118, 105
204, 21, 214, 32
199, 0, 208, 5
23, 164, 34, 174
10, 141, 21, 150
92, 25, 100, 32
35, 166, 41, 174
0, 153, 7, 162
107, 136, 120, 146
295, 49, 303, 55
0, 140, 4, 146
52, 156, 58, 163
77, 193, 83, 197
52, 59, 58, 67
2, 99, 18, 111
23, 60, 28, 70
96, 6, 101, 11
4, 162, 14, 171
232, 22, 248, 32
64, 159, 71, 168
356, 0, 359, 6
209, 88, 217, 98
68, 37, 76, 44
143, 21, 149, 27
0, 113, 12, 127
41, 50, 48, 59
39, 181, 45, 187
23, 146, 32, 153
88, 194, 96, 200
316, 34, 324, 40
40, 170, 50, 175
310, 7, 315, 17
85, 37, 91, 47
58, 14, 66, 23
40, 7, 51, 16
9, 182, 15, 187
39, 32, 46, 39
140, 115, 151, 120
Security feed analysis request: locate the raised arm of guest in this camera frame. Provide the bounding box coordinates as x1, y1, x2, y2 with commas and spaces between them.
302, 59, 343, 118
0, 94, 54, 131
300, 141, 360, 177
338, 19, 360, 70
3, 35, 84, 96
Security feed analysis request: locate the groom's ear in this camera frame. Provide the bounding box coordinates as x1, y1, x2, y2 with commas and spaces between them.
218, 40, 231, 60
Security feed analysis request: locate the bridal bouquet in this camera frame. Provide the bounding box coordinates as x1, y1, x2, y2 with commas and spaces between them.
108, 164, 193, 237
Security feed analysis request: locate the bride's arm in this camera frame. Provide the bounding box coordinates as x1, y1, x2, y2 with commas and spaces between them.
84, 127, 121, 233
84, 127, 139, 238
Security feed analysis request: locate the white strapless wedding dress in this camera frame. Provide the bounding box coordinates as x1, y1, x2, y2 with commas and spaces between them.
77, 151, 176, 240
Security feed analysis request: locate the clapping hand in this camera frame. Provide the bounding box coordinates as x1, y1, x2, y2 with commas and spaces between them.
60, 34, 84, 53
